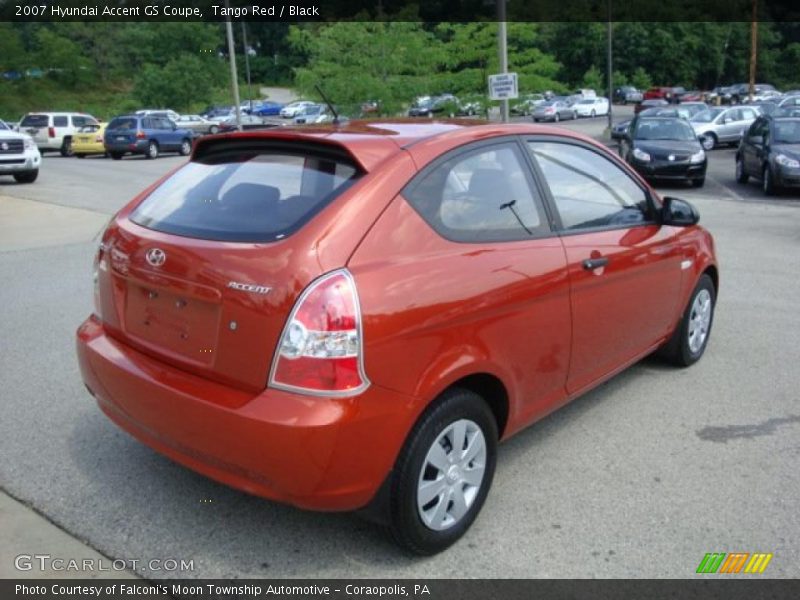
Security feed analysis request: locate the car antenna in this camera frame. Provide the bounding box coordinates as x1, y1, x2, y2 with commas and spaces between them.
315, 84, 340, 125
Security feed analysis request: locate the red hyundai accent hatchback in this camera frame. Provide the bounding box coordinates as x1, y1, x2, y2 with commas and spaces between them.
77, 121, 718, 554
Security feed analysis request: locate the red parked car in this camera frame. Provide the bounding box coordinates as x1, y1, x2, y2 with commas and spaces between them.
76, 121, 718, 555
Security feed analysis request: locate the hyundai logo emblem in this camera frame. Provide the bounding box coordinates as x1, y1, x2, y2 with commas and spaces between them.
668, 154, 676, 161
145, 248, 166, 267
0, 142, 8, 151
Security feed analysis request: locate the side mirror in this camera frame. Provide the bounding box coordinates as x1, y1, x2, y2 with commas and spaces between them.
662, 197, 700, 227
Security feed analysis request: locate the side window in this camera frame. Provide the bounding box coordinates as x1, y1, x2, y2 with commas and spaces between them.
740, 108, 757, 120
404, 143, 549, 242
53, 116, 68, 127
725, 109, 741, 122
528, 141, 653, 231
142, 118, 154, 130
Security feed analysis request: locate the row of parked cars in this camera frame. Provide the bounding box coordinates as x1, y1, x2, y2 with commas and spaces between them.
613, 99, 800, 194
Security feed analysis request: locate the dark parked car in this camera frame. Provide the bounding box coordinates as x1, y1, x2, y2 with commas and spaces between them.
250, 101, 284, 116
104, 115, 194, 160
729, 83, 776, 104
612, 106, 693, 141
408, 95, 458, 117
620, 116, 707, 187
613, 86, 643, 104
736, 114, 800, 194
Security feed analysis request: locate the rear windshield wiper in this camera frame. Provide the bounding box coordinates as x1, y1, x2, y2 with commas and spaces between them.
500, 200, 533, 235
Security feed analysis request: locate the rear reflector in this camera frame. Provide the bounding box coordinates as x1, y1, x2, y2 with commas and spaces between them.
269, 269, 369, 397
48, 127, 55, 138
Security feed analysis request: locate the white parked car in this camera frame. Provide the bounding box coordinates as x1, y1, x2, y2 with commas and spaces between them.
292, 104, 334, 125
0, 128, 41, 183
17, 112, 99, 156
573, 97, 610, 118
280, 101, 316, 119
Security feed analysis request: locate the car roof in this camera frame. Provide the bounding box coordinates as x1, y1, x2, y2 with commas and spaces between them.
198, 120, 600, 172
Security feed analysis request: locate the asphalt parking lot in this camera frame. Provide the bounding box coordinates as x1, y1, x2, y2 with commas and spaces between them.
1, 113, 799, 579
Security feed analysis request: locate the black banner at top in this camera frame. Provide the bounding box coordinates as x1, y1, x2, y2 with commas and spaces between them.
1, 0, 800, 22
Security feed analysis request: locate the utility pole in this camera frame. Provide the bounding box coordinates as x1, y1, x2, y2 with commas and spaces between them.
224, 0, 242, 131
607, 0, 613, 133
749, 0, 758, 103
241, 22, 254, 113
497, 0, 509, 123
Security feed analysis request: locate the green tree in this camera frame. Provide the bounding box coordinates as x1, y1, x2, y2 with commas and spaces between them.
581, 65, 604, 92
630, 67, 652, 91
135, 54, 222, 112
35, 26, 90, 85
0, 24, 26, 72
288, 22, 445, 115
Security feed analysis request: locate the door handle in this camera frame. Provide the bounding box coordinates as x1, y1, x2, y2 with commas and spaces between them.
582, 257, 609, 270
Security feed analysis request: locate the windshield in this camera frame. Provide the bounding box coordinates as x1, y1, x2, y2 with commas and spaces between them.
0, 120, 8, 130
130, 147, 362, 243
773, 120, 800, 144
634, 119, 696, 141
691, 108, 724, 123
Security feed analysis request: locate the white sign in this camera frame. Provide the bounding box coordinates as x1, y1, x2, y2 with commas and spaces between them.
488, 72, 519, 100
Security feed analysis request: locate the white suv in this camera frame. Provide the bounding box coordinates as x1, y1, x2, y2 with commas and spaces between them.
0, 122, 42, 183
17, 112, 99, 156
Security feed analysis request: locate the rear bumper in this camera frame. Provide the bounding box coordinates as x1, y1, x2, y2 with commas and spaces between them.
104, 140, 149, 154
76, 315, 418, 511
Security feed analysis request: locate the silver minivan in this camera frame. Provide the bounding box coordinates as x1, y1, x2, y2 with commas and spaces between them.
690, 106, 761, 150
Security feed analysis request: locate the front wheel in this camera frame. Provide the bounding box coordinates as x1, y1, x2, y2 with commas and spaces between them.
110, 152, 124, 160
388, 388, 498, 555
735, 156, 749, 183
13, 170, 38, 184
591, 109, 596, 118
658, 274, 715, 367
701, 133, 717, 151
209, 125, 219, 134
554, 113, 560, 122
691, 177, 705, 188
763, 165, 776, 195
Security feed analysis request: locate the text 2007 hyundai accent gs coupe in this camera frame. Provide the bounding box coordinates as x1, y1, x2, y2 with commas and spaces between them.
77, 121, 718, 555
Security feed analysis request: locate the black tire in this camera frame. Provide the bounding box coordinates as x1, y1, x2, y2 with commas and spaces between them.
110, 152, 124, 160
735, 155, 749, 184
60, 137, 73, 157
691, 178, 705, 188
146, 141, 159, 160
701, 133, 717, 151
762, 164, 776, 195
179, 138, 192, 156
388, 388, 498, 555
658, 274, 715, 367
75, 153, 86, 159
13, 170, 38, 184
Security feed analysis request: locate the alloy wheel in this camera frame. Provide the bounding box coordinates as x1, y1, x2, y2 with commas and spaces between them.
687, 289, 712, 354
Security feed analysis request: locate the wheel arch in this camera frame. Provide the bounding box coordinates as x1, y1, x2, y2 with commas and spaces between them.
443, 373, 510, 439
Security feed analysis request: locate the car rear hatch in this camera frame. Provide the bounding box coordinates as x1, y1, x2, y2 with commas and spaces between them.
105, 117, 140, 145
95, 137, 364, 392
19, 114, 50, 145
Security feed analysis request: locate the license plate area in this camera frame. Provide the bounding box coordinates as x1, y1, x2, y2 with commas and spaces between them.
125, 282, 220, 365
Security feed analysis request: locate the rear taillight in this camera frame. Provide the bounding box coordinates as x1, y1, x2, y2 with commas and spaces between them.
95, 135, 103, 143
136, 130, 146, 139
48, 127, 55, 138
269, 269, 369, 396
93, 241, 108, 319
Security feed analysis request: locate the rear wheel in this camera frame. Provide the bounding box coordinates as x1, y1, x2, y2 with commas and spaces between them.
75, 153, 86, 159
591, 109, 596, 118
110, 152, 124, 160
735, 155, 749, 183
209, 125, 219, 134
146, 141, 159, 160
179, 138, 192, 156
658, 274, 715, 367
388, 388, 497, 555
554, 113, 560, 122
13, 170, 38, 184
60, 137, 73, 157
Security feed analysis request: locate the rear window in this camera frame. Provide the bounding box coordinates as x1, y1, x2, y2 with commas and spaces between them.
130, 146, 362, 242
108, 117, 138, 130
20, 114, 49, 127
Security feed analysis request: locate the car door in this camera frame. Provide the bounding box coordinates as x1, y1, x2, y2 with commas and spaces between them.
394, 139, 572, 425
157, 118, 179, 150
737, 107, 759, 141
718, 108, 742, 143
526, 139, 684, 396
742, 118, 768, 176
